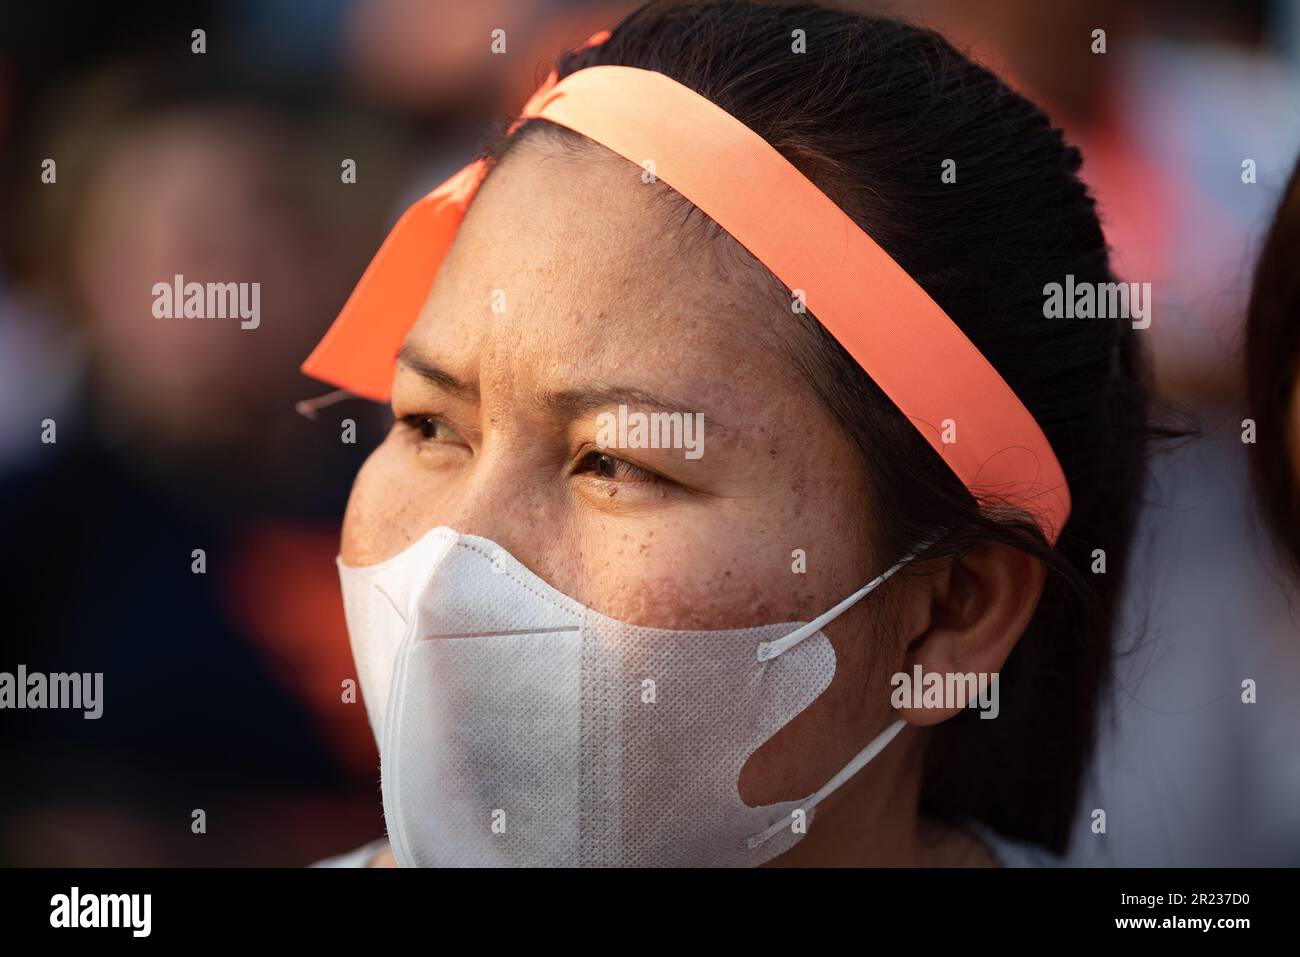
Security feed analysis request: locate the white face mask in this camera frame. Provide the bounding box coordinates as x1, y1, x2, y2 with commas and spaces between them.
338, 525, 912, 867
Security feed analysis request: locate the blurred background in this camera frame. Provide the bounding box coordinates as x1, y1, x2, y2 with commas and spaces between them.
0, 0, 1297, 866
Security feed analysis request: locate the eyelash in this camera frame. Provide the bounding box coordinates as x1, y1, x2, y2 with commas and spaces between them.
399, 413, 454, 444
398, 414, 662, 485
573, 450, 661, 485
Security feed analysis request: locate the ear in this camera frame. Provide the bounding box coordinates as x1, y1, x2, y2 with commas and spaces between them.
890, 543, 1046, 727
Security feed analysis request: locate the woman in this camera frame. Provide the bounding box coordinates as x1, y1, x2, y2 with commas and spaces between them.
308, 0, 1151, 867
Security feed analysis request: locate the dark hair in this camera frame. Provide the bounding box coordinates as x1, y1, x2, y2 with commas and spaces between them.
1245, 155, 1300, 576
486, 0, 1153, 854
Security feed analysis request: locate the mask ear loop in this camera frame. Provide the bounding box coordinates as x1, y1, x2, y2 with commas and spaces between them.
756, 545, 924, 662
746, 717, 907, 850
747, 532, 947, 851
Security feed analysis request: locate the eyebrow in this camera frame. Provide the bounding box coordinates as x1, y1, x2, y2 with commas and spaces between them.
397, 345, 477, 401
396, 344, 728, 433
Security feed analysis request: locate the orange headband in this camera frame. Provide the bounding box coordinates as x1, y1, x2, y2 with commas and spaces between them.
302, 34, 1071, 542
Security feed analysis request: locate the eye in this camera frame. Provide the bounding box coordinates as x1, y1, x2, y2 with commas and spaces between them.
574, 450, 660, 484
399, 413, 462, 445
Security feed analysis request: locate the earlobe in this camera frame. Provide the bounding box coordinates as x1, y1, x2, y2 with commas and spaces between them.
891, 544, 1046, 728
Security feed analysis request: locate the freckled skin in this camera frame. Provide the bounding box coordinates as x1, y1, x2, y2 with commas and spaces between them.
342, 137, 1002, 866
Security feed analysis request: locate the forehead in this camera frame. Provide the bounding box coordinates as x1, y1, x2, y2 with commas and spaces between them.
403, 135, 795, 393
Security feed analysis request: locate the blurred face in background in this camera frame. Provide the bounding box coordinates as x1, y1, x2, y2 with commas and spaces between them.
71, 107, 339, 457
343, 0, 546, 110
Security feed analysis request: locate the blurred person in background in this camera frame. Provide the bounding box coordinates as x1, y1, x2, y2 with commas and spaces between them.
0, 57, 416, 864
336, 0, 642, 223
1246, 154, 1300, 576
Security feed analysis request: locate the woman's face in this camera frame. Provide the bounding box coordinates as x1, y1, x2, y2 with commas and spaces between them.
340, 138, 910, 813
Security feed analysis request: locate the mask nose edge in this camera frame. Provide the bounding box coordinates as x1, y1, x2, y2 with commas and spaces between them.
344, 525, 462, 624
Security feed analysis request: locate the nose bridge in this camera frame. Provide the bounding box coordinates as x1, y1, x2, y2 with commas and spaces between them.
435, 321, 570, 573
438, 425, 564, 573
